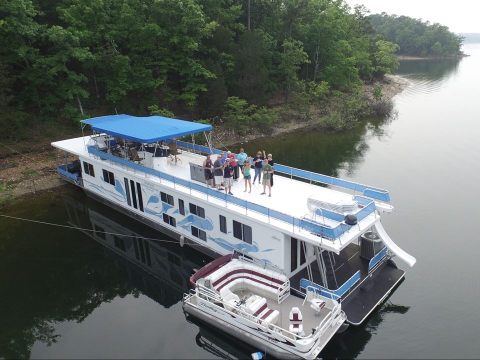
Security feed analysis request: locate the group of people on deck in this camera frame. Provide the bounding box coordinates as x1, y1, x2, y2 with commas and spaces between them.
203, 148, 274, 197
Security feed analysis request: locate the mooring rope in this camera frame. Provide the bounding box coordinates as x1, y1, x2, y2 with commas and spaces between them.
0, 213, 208, 249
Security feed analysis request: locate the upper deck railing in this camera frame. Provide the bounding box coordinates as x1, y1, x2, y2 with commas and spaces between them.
175, 141, 391, 203
87, 145, 376, 242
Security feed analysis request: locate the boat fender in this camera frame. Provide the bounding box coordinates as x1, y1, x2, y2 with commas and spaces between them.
180, 235, 185, 247
251, 352, 264, 360
344, 214, 358, 225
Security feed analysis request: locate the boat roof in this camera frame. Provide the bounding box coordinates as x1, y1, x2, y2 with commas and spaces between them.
81, 114, 212, 143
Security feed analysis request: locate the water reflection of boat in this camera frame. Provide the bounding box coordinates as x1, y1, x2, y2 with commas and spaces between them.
63, 195, 208, 307
322, 298, 410, 359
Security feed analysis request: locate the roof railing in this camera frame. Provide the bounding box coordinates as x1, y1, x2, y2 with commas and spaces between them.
175, 140, 390, 203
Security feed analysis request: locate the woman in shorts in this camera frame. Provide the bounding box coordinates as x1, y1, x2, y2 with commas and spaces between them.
243, 160, 252, 193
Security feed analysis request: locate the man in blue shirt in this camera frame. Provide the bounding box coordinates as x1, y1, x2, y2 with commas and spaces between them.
219, 151, 226, 165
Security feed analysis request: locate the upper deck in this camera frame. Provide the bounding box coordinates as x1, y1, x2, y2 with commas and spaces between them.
52, 134, 392, 253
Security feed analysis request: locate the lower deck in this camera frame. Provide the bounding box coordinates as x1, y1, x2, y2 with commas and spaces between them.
290, 243, 368, 290
235, 290, 331, 334
291, 243, 405, 325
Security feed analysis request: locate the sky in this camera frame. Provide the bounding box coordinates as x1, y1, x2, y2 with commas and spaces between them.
344, 0, 480, 33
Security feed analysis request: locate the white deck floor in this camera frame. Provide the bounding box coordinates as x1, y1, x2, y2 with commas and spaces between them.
52, 136, 380, 251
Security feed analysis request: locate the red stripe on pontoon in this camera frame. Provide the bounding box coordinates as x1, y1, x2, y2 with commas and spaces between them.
261, 309, 274, 320
216, 275, 279, 291
253, 303, 268, 317
212, 269, 284, 288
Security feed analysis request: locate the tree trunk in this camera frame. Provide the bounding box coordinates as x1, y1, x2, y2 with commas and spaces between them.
247, 0, 251, 30
76, 95, 84, 116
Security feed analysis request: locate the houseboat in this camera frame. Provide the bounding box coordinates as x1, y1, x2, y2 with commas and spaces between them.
52, 114, 416, 326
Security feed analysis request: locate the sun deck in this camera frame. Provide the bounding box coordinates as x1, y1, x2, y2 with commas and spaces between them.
52, 135, 388, 252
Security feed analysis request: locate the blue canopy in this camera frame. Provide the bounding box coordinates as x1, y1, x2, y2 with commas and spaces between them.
81, 114, 212, 143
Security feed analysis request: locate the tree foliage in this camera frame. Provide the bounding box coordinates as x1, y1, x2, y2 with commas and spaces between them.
0, 0, 435, 136
368, 13, 463, 57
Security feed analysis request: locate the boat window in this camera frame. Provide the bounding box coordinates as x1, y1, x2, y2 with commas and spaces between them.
83, 161, 95, 177
243, 225, 252, 244
233, 220, 252, 244
160, 191, 174, 206
189, 203, 205, 218
163, 213, 176, 227
219, 215, 227, 233
179, 199, 185, 215
291, 237, 298, 272
124, 178, 131, 206
130, 180, 138, 209
191, 226, 206, 241
136, 183, 144, 212
102, 169, 115, 185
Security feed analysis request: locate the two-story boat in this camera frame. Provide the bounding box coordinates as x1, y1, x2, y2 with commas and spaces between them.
52, 114, 416, 326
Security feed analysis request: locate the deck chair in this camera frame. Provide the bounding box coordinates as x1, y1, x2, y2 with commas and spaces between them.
289, 307, 303, 335
129, 148, 142, 162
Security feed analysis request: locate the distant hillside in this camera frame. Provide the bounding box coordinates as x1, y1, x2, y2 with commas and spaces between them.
368, 13, 463, 57
461, 33, 480, 44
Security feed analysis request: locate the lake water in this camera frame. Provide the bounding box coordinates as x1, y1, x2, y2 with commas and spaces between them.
1, 44, 480, 359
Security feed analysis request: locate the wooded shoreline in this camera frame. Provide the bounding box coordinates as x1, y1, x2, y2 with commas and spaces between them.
0, 74, 408, 206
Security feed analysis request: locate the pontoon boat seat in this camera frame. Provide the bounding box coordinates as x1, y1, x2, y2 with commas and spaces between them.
310, 298, 326, 314
289, 307, 303, 335
205, 259, 288, 301
219, 287, 240, 311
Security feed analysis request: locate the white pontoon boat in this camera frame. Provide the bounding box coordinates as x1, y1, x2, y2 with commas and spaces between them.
183, 253, 347, 359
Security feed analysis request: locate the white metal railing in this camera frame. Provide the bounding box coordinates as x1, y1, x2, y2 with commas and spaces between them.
186, 286, 322, 343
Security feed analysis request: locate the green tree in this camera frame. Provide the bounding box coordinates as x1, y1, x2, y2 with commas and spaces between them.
372, 39, 399, 78
278, 38, 310, 101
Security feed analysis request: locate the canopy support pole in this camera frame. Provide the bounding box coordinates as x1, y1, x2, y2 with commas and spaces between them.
204, 131, 214, 154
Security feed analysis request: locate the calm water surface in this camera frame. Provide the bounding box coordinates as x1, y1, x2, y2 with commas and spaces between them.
1, 44, 480, 359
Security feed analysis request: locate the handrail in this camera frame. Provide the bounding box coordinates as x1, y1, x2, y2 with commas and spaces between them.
368, 246, 388, 271
176, 140, 390, 202
57, 164, 83, 186
301, 270, 361, 300
191, 286, 318, 342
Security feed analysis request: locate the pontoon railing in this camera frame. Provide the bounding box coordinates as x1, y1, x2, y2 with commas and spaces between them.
57, 164, 83, 187
300, 270, 361, 300
185, 286, 337, 344
368, 246, 388, 271
175, 140, 391, 203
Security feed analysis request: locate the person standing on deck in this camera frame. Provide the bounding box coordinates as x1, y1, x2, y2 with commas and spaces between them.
219, 151, 226, 166
253, 151, 264, 184
267, 153, 274, 187
243, 161, 252, 193
203, 154, 214, 187
261, 159, 273, 197
223, 158, 234, 195
213, 155, 224, 191
228, 151, 239, 181
237, 148, 248, 175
